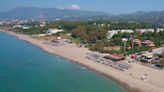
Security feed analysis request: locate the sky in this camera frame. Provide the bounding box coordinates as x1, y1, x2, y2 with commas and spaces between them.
1, 0, 164, 14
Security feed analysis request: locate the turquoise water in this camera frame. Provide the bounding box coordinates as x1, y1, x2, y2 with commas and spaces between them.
0, 32, 125, 92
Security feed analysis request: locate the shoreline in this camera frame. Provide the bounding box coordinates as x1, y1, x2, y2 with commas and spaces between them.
1, 29, 164, 92
0, 30, 132, 92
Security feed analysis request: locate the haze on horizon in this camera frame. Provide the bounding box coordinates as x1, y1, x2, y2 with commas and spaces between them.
1, 0, 164, 14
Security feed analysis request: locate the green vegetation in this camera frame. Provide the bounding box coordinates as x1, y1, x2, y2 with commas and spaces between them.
140, 31, 164, 47
109, 22, 159, 30
11, 21, 164, 54
15, 27, 45, 35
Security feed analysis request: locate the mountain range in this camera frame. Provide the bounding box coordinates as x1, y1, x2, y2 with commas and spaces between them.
0, 7, 109, 20
0, 7, 164, 24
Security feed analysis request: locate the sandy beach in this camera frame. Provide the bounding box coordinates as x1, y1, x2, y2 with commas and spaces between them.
1, 29, 164, 92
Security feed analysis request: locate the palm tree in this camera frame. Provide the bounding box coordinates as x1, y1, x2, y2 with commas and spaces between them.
122, 38, 128, 56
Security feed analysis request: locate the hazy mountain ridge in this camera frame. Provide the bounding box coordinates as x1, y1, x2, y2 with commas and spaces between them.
111, 11, 164, 24
0, 7, 109, 20
0, 7, 164, 24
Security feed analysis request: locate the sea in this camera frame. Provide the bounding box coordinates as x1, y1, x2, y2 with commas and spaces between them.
0, 32, 125, 92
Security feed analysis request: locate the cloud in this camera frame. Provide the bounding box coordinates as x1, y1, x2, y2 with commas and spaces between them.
66, 4, 80, 10
59, 4, 80, 10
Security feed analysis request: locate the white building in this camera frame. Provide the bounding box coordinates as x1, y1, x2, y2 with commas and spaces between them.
107, 28, 163, 40
13, 25, 31, 29
107, 29, 134, 40
46, 28, 64, 35
157, 28, 164, 32
13, 25, 23, 29
120, 29, 134, 33
40, 21, 46, 27
107, 30, 118, 40
101, 24, 105, 26
135, 29, 155, 33
22, 26, 31, 30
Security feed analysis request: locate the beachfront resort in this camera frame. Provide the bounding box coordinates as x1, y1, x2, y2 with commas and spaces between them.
0, 20, 164, 92
1, 1, 164, 92
11, 20, 164, 68
1, 20, 164, 70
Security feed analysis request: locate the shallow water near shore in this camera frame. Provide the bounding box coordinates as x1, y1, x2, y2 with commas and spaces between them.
0, 32, 126, 92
